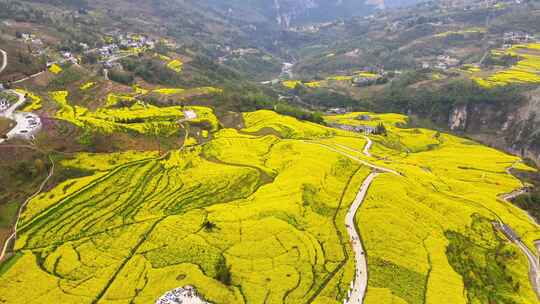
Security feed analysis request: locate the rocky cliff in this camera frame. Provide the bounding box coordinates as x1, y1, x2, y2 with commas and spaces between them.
448, 88, 540, 166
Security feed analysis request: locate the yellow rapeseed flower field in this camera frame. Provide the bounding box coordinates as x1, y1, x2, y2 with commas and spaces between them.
167, 59, 183, 72
48, 63, 63, 74
15, 89, 42, 111
0, 110, 538, 304
475, 43, 540, 87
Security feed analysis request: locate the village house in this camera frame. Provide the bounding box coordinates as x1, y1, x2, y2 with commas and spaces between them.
329, 123, 376, 135
435, 55, 460, 70
352, 74, 382, 87
326, 108, 347, 115
98, 44, 119, 57
0, 97, 10, 112
231, 48, 259, 56
503, 31, 535, 44
61, 51, 78, 64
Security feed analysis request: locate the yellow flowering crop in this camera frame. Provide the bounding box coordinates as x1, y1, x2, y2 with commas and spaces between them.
48, 63, 63, 74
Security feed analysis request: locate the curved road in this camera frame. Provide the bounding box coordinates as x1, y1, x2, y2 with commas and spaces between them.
362, 136, 372, 157
0, 155, 54, 262
499, 167, 540, 300
341, 136, 394, 303
0, 49, 7, 74
344, 172, 377, 304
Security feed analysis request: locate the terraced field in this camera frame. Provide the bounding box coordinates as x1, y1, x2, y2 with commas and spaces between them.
0, 110, 539, 304
50, 91, 219, 135
325, 112, 540, 304
474, 43, 540, 88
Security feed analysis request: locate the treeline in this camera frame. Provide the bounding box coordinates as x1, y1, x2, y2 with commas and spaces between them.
274, 103, 325, 124
371, 77, 524, 124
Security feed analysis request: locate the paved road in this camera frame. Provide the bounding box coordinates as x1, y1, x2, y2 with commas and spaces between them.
499, 169, 540, 300
0, 155, 54, 262
337, 136, 395, 303
0, 49, 7, 74
10, 70, 45, 85
344, 172, 378, 304
362, 136, 372, 157
515, 238, 540, 300
308, 141, 399, 176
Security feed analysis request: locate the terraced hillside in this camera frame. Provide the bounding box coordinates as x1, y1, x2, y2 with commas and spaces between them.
0, 110, 539, 304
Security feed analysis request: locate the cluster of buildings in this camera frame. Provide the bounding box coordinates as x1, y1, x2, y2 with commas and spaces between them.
117, 33, 156, 49
440, 0, 524, 10
61, 51, 79, 64
324, 112, 377, 135
352, 74, 384, 86
503, 31, 537, 47
329, 123, 376, 135
0, 96, 10, 112
155, 286, 209, 304
94, 33, 156, 60
326, 108, 348, 115
288, 21, 339, 33
422, 54, 460, 70
218, 46, 261, 63
17, 32, 43, 46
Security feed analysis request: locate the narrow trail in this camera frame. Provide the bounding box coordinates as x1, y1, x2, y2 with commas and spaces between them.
362, 136, 372, 158
0, 154, 54, 262
499, 162, 540, 300
304, 140, 400, 176
0, 49, 7, 74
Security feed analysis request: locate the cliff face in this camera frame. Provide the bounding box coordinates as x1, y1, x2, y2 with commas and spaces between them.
273, 0, 317, 28
270, 0, 374, 28
449, 104, 468, 131
448, 88, 540, 166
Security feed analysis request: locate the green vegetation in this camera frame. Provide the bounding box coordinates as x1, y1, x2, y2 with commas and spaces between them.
372, 78, 524, 123
0, 117, 13, 137
274, 103, 324, 124
446, 214, 525, 304
368, 256, 426, 304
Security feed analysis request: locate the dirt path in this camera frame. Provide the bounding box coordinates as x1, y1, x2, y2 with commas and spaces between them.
0, 49, 6, 75
304, 141, 400, 176
0, 154, 54, 262
362, 136, 372, 158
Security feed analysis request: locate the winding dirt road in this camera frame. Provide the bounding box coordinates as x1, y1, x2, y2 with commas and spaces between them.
0, 155, 54, 262
499, 167, 540, 300
0, 49, 7, 74
362, 136, 372, 157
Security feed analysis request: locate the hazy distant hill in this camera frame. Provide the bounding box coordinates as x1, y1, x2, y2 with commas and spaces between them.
201, 0, 424, 28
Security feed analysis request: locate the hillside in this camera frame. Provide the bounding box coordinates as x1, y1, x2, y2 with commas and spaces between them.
0, 0, 540, 304
0, 109, 539, 304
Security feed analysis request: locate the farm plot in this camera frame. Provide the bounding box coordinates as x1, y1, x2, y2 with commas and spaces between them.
353, 121, 539, 304
1, 109, 539, 304
50, 91, 219, 135
0, 110, 374, 303
474, 43, 540, 88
